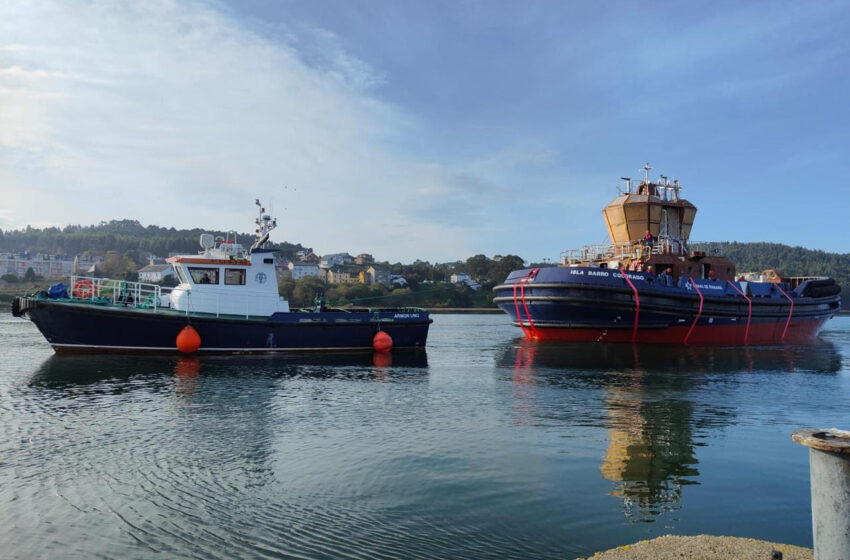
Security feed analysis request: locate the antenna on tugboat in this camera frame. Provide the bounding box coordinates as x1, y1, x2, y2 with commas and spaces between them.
642, 163, 652, 185
672, 179, 681, 201
620, 177, 632, 194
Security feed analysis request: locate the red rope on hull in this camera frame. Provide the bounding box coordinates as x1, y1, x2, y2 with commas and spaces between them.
683, 278, 704, 345
619, 270, 640, 343
726, 280, 752, 345
775, 284, 794, 343
512, 269, 540, 339
512, 281, 527, 337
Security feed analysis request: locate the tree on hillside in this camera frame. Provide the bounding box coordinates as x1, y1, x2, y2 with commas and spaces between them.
292, 276, 326, 308
99, 252, 138, 279
277, 278, 295, 302
465, 254, 491, 280
487, 255, 525, 284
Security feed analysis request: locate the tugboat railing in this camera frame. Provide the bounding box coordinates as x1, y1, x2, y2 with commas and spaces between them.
68, 275, 169, 311
687, 241, 726, 256
560, 238, 726, 266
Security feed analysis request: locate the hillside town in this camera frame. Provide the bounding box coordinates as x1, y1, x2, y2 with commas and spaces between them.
0, 253, 105, 280
0, 249, 484, 291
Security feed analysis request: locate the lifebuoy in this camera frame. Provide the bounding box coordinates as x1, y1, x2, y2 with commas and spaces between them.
72, 279, 98, 299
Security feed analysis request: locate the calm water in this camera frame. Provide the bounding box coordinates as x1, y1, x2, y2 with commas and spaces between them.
1, 312, 849, 559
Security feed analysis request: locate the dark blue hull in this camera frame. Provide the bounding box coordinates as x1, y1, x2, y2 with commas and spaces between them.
18, 298, 431, 353
493, 267, 840, 345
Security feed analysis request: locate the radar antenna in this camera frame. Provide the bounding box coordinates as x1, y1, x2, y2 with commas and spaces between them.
199, 233, 215, 253
251, 199, 277, 252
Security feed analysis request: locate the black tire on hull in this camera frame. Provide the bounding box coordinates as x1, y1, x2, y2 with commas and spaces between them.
11, 297, 22, 318
807, 285, 841, 298
802, 279, 841, 298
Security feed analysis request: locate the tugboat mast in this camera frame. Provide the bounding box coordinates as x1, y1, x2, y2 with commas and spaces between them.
642, 162, 653, 233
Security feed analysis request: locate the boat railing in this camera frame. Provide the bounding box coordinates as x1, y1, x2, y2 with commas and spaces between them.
560, 243, 634, 265
687, 241, 726, 256
68, 275, 170, 311
561, 237, 694, 265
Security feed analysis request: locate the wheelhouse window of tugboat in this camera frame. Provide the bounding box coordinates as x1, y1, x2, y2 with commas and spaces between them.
224, 268, 246, 285
189, 267, 219, 285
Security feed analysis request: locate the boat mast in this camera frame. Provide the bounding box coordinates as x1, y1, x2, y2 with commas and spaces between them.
643, 162, 652, 238
642, 162, 652, 185
251, 199, 278, 252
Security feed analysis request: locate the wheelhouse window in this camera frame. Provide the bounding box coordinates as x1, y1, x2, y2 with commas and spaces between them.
188, 267, 219, 285
174, 266, 189, 285
224, 268, 246, 285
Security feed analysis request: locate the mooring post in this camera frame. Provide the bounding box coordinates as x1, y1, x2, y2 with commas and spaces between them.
792, 428, 850, 560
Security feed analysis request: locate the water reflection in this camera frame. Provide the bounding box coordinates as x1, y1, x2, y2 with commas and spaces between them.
601, 385, 699, 521
500, 340, 840, 521
506, 341, 841, 377
29, 350, 429, 389
14, 350, 431, 556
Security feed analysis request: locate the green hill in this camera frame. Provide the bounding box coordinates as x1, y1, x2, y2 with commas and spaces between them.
0, 219, 309, 261
722, 241, 848, 300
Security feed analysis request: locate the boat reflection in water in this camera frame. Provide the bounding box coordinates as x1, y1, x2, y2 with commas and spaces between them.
19, 350, 430, 556
29, 350, 429, 390
501, 340, 840, 521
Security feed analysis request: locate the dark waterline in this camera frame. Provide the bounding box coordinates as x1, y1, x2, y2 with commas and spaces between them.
1, 314, 848, 559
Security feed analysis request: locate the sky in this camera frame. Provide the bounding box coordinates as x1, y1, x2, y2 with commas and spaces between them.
1, 0, 849, 263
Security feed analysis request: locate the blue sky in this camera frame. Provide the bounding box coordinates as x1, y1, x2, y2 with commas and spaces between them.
1, 0, 848, 262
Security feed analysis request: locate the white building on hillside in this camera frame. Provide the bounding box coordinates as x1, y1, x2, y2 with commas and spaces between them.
138, 263, 175, 283
450, 273, 481, 291
320, 253, 353, 269
0, 253, 86, 278
288, 261, 320, 280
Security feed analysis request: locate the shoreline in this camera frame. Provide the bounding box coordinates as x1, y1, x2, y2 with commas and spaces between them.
574, 535, 812, 559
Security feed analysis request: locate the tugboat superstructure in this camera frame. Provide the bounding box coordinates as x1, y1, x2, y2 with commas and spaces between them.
493, 165, 840, 345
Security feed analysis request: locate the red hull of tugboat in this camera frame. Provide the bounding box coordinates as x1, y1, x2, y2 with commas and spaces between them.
517, 317, 829, 346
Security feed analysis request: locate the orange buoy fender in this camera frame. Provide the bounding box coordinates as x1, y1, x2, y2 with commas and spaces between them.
373, 331, 392, 353
176, 325, 201, 354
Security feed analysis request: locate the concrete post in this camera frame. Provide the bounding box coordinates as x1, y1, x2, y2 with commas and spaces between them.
792, 428, 850, 560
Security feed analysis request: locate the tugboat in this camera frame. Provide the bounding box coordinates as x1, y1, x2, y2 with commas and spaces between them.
12, 201, 431, 354
493, 164, 841, 345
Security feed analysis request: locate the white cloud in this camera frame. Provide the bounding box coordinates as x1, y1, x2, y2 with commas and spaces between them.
0, 0, 510, 261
